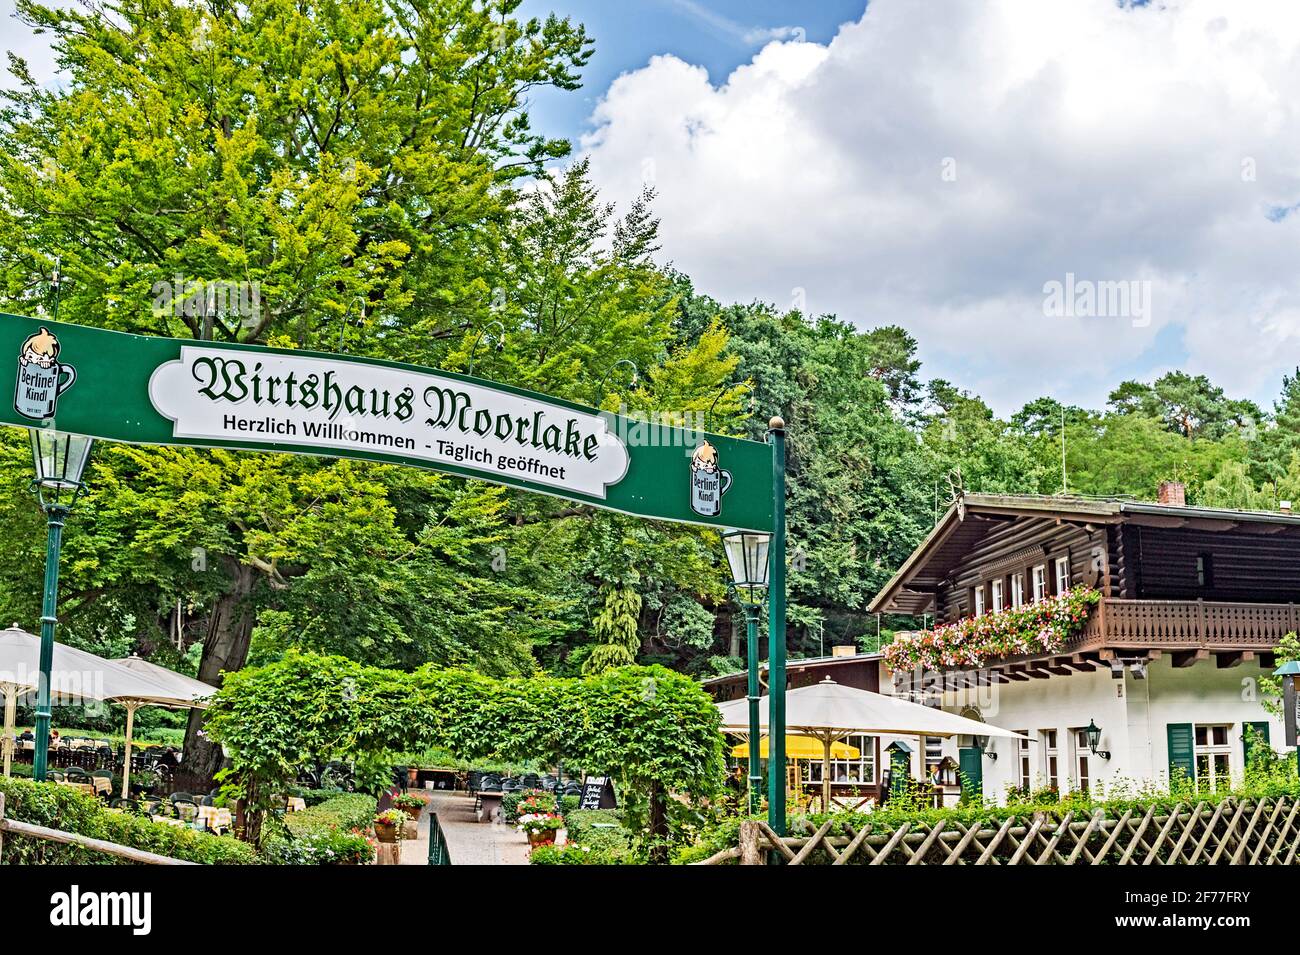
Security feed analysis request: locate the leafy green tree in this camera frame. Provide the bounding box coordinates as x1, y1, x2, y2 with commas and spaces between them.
1108, 372, 1261, 441
0, 0, 595, 780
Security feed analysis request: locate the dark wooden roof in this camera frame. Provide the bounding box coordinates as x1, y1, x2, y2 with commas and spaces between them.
868, 493, 1300, 615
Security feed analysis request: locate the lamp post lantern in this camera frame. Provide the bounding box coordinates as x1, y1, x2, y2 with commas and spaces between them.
28, 427, 93, 782
723, 528, 770, 814
1083, 718, 1111, 760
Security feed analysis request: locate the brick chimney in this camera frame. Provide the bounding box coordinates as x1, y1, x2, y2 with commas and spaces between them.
831, 645, 858, 658
1157, 480, 1186, 507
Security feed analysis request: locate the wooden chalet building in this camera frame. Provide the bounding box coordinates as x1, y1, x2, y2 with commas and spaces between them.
867, 484, 1292, 802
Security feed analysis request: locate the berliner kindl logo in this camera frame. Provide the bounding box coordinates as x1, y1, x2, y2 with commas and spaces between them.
689, 440, 732, 517
14, 326, 77, 421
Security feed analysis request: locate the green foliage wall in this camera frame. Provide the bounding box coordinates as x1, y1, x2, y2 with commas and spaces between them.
204, 651, 724, 832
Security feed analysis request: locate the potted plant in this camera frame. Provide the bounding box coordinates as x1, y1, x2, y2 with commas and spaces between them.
373, 809, 406, 843
518, 812, 564, 848
392, 792, 424, 821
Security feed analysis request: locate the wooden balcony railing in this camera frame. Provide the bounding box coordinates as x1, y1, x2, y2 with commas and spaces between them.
1069, 598, 1300, 653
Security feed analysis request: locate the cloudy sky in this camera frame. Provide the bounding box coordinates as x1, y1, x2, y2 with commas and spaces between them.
8, 0, 1300, 414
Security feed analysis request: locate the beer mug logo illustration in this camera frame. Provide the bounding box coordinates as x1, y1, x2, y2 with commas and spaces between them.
689, 440, 732, 517
14, 327, 77, 421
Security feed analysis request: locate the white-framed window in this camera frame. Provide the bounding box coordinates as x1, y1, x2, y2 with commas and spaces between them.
1041, 729, 1059, 791
1194, 725, 1232, 792
991, 579, 1004, 613
1011, 573, 1025, 609
805, 733, 876, 786
924, 736, 943, 777
1032, 564, 1047, 603
973, 585, 985, 617
1016, 731, 1032, 791
1055, 556, 1071, 595
1072, 728, 1091, 794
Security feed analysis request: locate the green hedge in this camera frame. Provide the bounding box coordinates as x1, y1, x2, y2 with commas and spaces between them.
265, 793, 376, 865
283, 793, 377, 835
0, 777, 256, 865
564, 809, 631, 852
674, 770, 1300, 864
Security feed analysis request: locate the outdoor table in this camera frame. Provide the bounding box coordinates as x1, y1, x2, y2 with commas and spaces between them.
58, 781, 96, 796
151, 815, 188, 828
197, 805, 232, 833
477, 791, 504, 823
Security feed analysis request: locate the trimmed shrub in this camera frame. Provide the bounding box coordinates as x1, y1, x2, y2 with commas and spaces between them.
529, 843, 632, 865
273, 793, 376, 865
0, 777, 256, 865
564, 808, 630, 852
283, 793, 377, 835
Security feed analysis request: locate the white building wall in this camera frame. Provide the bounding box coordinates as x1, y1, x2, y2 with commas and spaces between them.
877, 655, 1284, 804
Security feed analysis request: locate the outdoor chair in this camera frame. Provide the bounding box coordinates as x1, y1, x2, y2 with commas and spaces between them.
500, 778, 522, 793
65, 767, 91, 782
110, 798, 139, 813
520, 773, 540, 788
47, 770, 65, 782
170, 791, 196, 804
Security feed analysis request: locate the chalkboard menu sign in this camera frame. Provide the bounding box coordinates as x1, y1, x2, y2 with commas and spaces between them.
579, 775, 617, 809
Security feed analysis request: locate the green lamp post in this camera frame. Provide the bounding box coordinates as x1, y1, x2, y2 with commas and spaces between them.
723, 528, 771, 815
766, 417, 787, 833
28, 428, 93, 783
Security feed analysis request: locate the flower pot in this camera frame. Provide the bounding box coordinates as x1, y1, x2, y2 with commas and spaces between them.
399, 804, 422, 821
374, 821, 400, 844
527, 829, 557, 848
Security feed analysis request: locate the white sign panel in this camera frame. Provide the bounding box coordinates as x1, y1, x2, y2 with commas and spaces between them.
149, 346, 630, 498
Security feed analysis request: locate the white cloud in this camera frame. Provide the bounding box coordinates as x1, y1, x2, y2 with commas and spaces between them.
580, 0, 1300, 413
1, 0, 62, 89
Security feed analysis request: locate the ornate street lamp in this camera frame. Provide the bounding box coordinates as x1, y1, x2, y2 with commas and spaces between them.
723, 529, 770, 814
1084, 718, 1111, 760
28, 427, 93, 782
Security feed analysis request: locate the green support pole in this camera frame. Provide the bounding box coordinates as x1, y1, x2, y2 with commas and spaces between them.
766, 417, 787, 834
32, 504, 68, 783
744, 603, 761, 815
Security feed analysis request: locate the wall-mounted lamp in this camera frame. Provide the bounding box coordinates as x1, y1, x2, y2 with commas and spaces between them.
1084, 718, 1111, 760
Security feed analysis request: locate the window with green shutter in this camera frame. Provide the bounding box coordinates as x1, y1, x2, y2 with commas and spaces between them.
1167, 723, 1195, 786
1243, 721, 1271, 767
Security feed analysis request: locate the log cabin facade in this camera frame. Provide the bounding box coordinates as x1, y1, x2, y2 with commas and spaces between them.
865, 487, 1292, 803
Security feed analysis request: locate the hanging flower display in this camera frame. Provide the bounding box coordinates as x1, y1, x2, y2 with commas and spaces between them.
883, 587, 1101, 672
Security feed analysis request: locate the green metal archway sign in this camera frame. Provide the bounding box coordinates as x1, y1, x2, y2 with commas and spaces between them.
4, 313, 772, 531
2, 312, 790, 830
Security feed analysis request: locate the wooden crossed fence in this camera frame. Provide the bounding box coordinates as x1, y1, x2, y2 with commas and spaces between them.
694, 796, 1300, 865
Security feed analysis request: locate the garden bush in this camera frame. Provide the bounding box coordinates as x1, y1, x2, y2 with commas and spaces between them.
563, 808, 632, 855
270, 792, 376, 865
0, 777, 256, 864
673, 764, 1300, 864
504, 788, 555, 823
529, 843, 631, 865
283, 793, 377, 836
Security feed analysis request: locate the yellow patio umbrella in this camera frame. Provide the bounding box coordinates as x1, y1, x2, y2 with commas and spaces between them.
730, 735, 860, 760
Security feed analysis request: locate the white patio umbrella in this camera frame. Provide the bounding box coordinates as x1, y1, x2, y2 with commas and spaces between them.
110, 655, 214, 798
718, 678, 1027, 811
0, 626, 201, 796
